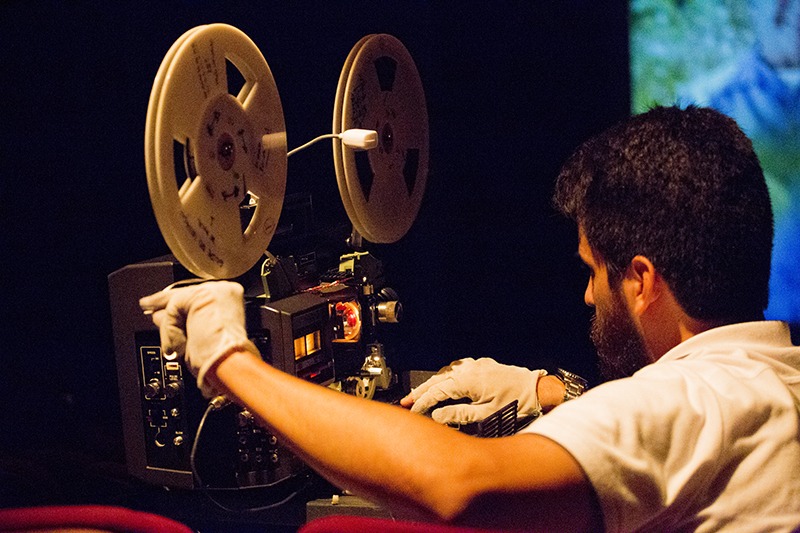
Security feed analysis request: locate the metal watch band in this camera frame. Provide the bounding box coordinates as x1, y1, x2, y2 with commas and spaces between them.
557, 368, 588, 402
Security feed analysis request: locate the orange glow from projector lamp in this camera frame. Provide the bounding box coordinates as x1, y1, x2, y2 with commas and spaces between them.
293, 330, 322, 360
333, 301, 362, 342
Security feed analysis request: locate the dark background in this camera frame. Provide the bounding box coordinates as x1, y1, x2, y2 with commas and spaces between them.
0, 0, 629, 529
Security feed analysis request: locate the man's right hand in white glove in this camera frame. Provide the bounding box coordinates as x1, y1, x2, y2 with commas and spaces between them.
399, 357, 558, 425
138, 281, 261, 398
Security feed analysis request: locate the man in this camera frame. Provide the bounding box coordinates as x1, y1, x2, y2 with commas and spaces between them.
140, 106, 800, 531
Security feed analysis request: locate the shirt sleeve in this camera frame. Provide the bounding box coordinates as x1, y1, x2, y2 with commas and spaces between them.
521, 363, 730, 532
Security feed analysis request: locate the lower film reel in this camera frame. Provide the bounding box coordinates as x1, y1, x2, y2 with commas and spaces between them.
335, 34, 429, 244
146, 24, 287, 279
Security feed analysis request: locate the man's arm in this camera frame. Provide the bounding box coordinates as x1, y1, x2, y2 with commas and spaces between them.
209, 351, 602, 530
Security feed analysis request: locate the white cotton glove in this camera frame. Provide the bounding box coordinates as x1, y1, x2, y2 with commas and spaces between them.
139, 281, 260, 398
401, 357, 546, 425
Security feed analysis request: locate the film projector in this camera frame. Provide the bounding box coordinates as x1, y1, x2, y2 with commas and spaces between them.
108, 23, 428, 498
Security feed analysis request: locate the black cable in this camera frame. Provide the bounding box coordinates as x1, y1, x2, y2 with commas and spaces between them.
189, 398, 311, 513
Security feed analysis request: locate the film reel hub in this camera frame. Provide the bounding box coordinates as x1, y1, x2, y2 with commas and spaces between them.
379, 123, 394, 154
194, 93, 258, 203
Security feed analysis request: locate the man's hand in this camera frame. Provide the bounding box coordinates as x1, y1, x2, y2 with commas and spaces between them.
400, 357, 546, 424
139, 281, 260, 397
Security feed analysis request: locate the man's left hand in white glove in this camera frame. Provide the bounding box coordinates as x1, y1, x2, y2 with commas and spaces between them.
138, 281, 261, 398
400, 357, 566, 425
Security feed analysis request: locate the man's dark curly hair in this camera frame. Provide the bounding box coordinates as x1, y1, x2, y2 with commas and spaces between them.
553, 105, 774, 323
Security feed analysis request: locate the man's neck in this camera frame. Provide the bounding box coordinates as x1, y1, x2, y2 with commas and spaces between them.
677, 316, 723, 344
643, 296, 729, 362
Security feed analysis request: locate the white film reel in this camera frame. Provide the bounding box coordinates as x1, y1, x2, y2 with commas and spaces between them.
145, 24, 287, 279
333, 34, 429, 244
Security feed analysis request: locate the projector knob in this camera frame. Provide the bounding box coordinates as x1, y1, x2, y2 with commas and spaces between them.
164, 381, 182, 398
377, 301, 402, 323
144, 380, 161, 400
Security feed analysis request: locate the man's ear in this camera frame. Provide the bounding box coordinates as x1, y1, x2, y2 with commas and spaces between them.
625, 255, 660, 316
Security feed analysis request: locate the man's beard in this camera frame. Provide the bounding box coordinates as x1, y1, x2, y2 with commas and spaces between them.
590, 291, 651, 382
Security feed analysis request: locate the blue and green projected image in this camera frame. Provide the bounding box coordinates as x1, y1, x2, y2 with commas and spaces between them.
631, 0, 800, 323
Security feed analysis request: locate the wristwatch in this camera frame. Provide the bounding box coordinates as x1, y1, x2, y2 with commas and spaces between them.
556, 368, 588, 402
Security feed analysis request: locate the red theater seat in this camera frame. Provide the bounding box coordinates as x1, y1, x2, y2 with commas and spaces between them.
300, 514, 501, 533
0, 505, 193, 533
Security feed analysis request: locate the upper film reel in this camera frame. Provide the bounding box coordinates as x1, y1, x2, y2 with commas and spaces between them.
145, 24, 287, 279
333, 34, 429, 244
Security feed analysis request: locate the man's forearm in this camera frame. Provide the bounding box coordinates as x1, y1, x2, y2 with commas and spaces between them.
208, 351, 598, 529
209, 351, 485, 519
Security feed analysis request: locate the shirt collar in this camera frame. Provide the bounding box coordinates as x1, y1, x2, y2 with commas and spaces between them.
657, 321, 791, 363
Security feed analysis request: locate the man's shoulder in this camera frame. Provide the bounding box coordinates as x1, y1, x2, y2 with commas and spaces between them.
524, 342, 800, 532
